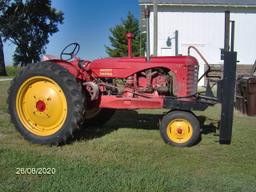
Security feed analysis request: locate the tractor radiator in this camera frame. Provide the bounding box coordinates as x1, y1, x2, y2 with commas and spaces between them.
186, 64, 199, 96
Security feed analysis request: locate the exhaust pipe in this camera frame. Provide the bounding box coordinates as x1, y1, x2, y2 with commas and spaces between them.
127, 32, 133, 58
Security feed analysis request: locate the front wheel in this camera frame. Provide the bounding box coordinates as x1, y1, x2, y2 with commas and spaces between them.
160, 111, 200, 147
8, 62, 85, 145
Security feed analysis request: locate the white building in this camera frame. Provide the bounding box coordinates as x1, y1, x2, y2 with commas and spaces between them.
139, 0, 256, 85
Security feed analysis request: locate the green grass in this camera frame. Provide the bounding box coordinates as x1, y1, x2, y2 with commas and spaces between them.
6, 66, 21, 77
0, 66, 21, 77
0, 81, 256, 192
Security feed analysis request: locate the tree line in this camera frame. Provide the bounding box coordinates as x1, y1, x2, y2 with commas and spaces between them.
0, 0, 63, 75
0, 1, 144, 76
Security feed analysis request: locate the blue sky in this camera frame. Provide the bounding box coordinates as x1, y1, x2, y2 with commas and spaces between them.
4, 0, 140, 65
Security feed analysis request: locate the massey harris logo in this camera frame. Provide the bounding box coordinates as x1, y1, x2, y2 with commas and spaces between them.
99, 69, 112, 76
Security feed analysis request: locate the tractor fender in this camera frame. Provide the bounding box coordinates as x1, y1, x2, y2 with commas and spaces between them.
45, 59, 80, 78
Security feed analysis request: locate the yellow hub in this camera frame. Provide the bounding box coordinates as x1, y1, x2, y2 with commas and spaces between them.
16, 76, 67, 136
166, 119, 193, 143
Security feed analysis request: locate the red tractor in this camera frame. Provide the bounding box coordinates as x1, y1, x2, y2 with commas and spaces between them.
8, 11, 238, 147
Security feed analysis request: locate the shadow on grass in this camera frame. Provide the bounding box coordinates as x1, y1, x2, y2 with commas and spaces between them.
72, 110, 218, 142
198, 116, 219, 134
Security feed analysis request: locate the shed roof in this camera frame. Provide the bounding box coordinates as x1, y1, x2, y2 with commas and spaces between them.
139, 0, 256, 7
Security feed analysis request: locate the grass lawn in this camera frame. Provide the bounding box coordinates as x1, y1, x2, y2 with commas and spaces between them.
0, 80, 256, 192
0, 77, 13, 80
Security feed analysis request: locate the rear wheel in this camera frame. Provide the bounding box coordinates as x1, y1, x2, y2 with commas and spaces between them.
8, 62, 85, 145
160, 111, 200, 147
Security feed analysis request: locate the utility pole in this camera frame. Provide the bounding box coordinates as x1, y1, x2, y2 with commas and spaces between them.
144, 6, 150, 61
153, 0, 158, 56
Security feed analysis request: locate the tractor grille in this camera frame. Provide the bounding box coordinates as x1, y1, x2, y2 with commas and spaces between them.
186, 65, 199, 96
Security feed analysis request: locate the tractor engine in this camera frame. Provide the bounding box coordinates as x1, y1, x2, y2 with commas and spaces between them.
151, 73, 170, 94
102, 69, 172, 97
135, 70, 170, 95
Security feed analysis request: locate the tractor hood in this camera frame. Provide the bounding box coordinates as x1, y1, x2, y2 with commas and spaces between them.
89, 56, 198, 78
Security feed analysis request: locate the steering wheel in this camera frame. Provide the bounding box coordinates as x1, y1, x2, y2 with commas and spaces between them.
60, 43, 80, 61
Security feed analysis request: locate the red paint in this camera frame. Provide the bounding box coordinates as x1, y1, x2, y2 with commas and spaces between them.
89, 56, 198, 97
42, 42, 199, 110
138, 76, 147, 88
152, 74, 169, 90
45, 58, 91, 81
36, 100, 46, 112
99, 96, 164, 109
44, 55, 198, 97
177, 128, 183, 134
45, 59, 80, 76
127, 33, 133, 58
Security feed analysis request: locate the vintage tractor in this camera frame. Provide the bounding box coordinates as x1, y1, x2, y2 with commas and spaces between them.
8, 11, 238, 147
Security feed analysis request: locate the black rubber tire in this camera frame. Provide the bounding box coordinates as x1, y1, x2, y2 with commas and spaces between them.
160, 110, 200, 147
7, 61, 85, 145
85, 108, 115, 126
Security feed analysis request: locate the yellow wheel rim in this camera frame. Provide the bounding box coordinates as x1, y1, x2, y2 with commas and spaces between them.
166, 119, 193, 144
16, 76, 67, 136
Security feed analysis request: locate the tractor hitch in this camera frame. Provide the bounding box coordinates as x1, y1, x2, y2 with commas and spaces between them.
218, 11, 237, 144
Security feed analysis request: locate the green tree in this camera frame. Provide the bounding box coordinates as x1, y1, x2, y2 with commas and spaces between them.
0, 0, 64, 66
106, 12, 145, 57
0, 0, 10, 76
